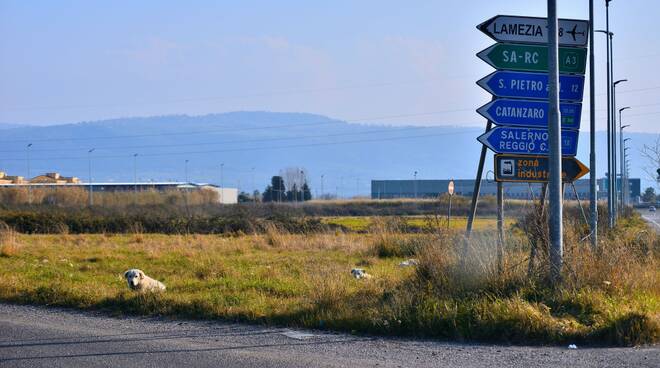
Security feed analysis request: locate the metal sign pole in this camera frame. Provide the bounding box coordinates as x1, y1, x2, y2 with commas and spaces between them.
463, 120, 492, 264
496, 181, 504, 274
547, 0, 563, 283
465, 120, 492, 240
588, 0, 598, 249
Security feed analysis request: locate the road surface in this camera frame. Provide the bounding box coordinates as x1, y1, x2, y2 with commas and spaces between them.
639, 208, 660, 233
0, 303, 657, 368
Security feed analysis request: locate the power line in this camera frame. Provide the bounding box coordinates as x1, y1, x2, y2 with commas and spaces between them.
1, 75, 478, 112
0, 125, 452, 154
2, 130, 476, 162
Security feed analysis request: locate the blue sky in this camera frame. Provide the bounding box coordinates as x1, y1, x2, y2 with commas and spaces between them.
1, 0, 659, 133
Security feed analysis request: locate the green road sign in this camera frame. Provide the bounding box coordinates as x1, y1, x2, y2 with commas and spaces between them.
478, 43, 587, 74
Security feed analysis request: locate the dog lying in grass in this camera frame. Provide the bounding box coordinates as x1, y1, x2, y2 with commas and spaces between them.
123, 269, 166, 292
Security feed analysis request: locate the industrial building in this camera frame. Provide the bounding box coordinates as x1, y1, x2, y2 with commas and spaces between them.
371, 178, 641, 202
0, 172, 238, 204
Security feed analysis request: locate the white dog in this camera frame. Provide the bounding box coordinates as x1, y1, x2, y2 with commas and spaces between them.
123, 269, 166, 292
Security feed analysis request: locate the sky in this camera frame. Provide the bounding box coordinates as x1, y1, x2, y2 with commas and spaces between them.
1, 0, 659, 133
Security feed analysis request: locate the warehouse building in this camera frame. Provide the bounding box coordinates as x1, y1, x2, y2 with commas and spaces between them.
371, 178, 641, 202
0, 172, 238, 204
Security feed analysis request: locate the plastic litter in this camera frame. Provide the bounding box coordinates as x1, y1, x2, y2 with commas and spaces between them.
398, 259, 419, 267
568, 344, 578, 349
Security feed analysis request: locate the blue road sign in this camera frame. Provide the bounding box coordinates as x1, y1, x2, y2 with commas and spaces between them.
477, 98, 582, 130
477, 126, 579, 156
477, 71, 585, 101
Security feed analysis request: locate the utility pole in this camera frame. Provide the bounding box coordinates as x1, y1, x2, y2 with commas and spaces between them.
413, 171, 418, 199
185, 159, 189, 183
26, 143, 32, 205
88, 148, 95, 206
220, 163, 224, 188
133, 153, 138, 204
588, 0, 598, 249
547, 0, 563, 283
251, 167, 255, 197
320, 174, 324, 200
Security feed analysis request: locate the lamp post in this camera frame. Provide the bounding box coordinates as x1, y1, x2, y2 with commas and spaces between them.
320, 174, 324, 200
220, 163, 224, 188
612, 80, 627, 216
623, 138, 631, 206
413, 171, 418, 199
184, 159, 189, 183
596, 26, 614, 227
618, 106, 630, 210
26, 143, 32, 204
88, 148, 95, 206
133, 153, 138, 204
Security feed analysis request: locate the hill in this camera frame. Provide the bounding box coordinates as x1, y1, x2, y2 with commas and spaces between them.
0, 111, 656, 196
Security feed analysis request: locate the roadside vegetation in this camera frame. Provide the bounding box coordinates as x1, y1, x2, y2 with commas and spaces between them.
0, 202, 657, 346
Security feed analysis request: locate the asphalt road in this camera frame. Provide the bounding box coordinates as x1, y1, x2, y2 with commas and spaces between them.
0, 304, 658, 368
639, 208, 660, 233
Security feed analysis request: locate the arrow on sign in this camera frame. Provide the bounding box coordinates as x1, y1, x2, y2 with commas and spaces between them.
477, 126, 579, 156
477, 43, 587, 74
477, 15, 589, 47
477, 98, 582, 130
494, 154, 589, 183
477, 70, 585, 101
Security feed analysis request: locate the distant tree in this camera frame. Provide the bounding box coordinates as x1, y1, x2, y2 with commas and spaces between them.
302, 182, 312, 201
286, 183, 298, 202
262, 185, 272, 202
252, 190, 261, 202
238, 191, 252, 202
263, 176, 286, 202
641, 135, 660, 183
642, 187, 656, 203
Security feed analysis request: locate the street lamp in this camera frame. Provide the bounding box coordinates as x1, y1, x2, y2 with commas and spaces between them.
88, 148, 95, 206
185, 159, 189, 183
595, 28, 615, 227
413, 171, 418, 199
220, 163, 224, 189
26, 143, 33, 204
624, 145, 631, 205
320, 174, 324, 200
133, 153, 138, 203
619, 105, 631, 209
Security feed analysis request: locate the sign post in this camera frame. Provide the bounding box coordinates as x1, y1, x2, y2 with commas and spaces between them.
547, 0, 563, 283
473, 10, 588, 280
447, 179, 455, 229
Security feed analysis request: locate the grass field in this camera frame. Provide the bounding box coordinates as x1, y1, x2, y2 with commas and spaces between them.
0, 210, 658, 346
322, 216, 513, 232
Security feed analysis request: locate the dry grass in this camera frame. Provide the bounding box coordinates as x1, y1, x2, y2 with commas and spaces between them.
0, 211, 657, 346
0, 222, 20, 257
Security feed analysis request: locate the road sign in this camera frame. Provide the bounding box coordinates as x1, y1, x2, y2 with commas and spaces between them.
448, 180, 455, 195
477, 70, 584, 101
477, 15, 589, 47
477, 98, 582, 130
477, 43, 587, 74
494, 154, 589, 183
477, 126, 579, 156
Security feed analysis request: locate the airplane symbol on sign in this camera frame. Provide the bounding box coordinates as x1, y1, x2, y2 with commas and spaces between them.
567, 25, 585, 41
